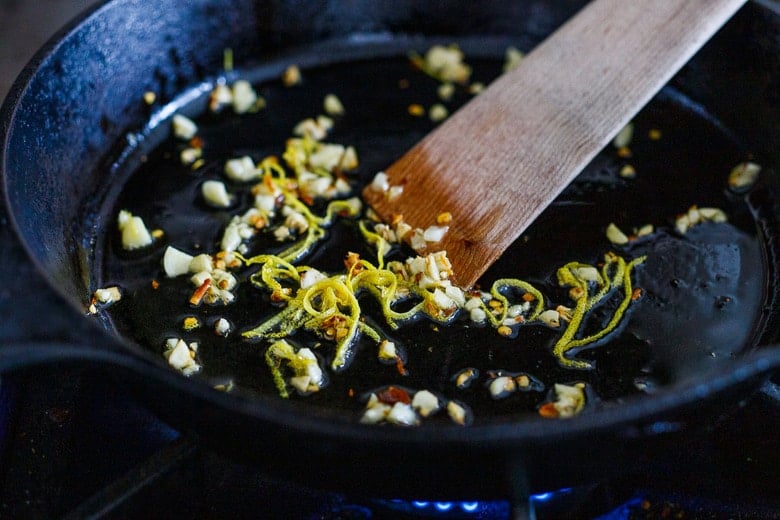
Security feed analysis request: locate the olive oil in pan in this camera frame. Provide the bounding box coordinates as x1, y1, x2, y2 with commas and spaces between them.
102, 52, 769, 423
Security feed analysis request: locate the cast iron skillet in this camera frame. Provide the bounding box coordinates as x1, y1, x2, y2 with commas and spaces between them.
1, 0, 780, 500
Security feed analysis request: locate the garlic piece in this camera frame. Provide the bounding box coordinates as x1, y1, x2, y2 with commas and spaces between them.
117, 210, 154, 250
606, 222, 629, 245
172, 114, 198, 140
323, 94, 345, 116
612, 122, 634, 149
728, 161, 760, 192
231, 80, 258, 114
411, 390, 440, 417
539, 309, 562, 328
163, 246, 195, 277
202, 180, 233, 208
224, 156, 258, 182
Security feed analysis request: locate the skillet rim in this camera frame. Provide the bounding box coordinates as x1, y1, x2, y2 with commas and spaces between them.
0, 0, 779, 452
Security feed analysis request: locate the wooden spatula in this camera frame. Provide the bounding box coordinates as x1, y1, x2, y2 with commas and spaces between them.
362, 0, 746, 287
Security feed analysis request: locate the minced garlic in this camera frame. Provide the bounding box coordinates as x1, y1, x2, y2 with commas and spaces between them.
171, 114, 198, 140
282, 64, 302, 86
163, 246, 194, 277
94, 286, 122, 305
323, 94, 344, 116
728, 161, 760, 192
231, 80, 259, 114
202, 180, 233, 208
429, 103, 448, 122
163, 338, 201, 376
503, 46, 524, 73
606, 222, 629, 245
214, 317, 231, 336
612, 122, 634, 149
117, 210, 154, 250
225, 156, 259, 182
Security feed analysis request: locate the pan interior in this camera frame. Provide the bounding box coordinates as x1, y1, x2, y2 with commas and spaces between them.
94, 38, 772, 425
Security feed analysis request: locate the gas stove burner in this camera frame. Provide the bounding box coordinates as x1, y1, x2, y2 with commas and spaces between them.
375, 498, 510, 518
369, 486, 621, 520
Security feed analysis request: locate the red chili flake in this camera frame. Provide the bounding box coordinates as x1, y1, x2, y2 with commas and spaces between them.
521, 293, 535, 302
395, 356, 408, 376
538, 402, 559, 418
631, 287, 643, 301
299, 193, 315, 206
270, 289, 289, 303
190, 278, 211, 305
189, 136, 203, 149
348, 388, 355, 398
151, 279, 160, 290
344, 252, 364, 274
377, 386, 411, 405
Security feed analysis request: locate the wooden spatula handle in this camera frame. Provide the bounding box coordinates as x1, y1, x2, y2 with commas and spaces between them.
363, 0, 746, 287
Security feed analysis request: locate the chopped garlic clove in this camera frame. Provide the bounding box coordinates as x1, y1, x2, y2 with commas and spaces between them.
469, 307, 487, 323
437, 82, 455, 101
552, 383, 586, 418
209, 83, 233, 112
377, 339, 397, 361
224, 156, 258, 182
503, 46, 524, 72
539, 309, 561, 328
572, 266, 600, 282
360, 402, 391, 425
454, 367, 479, 389
163, 246, 194, 277
636, 224, 654, 237
323, 93, 344, 116
180, 147, 202, 165
214, 318, 231, 336
489, 376, 517, 399
94, 286, 122, 305
369, 171, 389, 192
300, 268, 327, 289
164, 339, 201, 376
117, 210, 154, 250
606, 222, 629, 245
339, 146, 359, 171
282, 64, 302, 87
698, 207, 727, 223
429, 103, 449, 122
189, 254, 213, 274
612, 122, 634, 149
309, 143, 345, 171
202, 180, 233, 208
728, 162, 760, 192
447, 400, 469, 426
172, 114, 198, 140
386, 402, 419, 426
231, 80, 258, 114
411, 390, 440, 417
423, 225, 448, 243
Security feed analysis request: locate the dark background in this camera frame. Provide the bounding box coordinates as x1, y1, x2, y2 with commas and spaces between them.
0, 0, 97, 100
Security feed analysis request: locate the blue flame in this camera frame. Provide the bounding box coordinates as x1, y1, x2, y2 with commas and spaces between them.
381, 489, 571, 517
